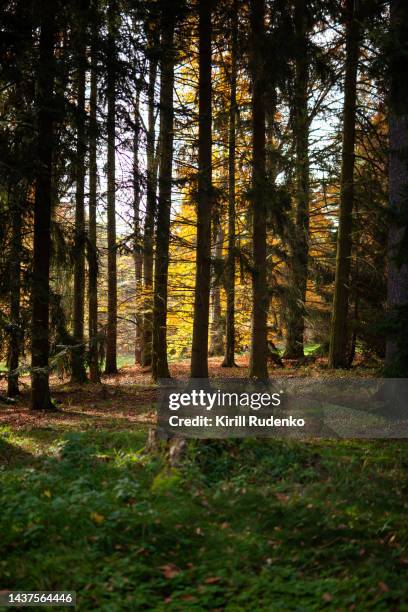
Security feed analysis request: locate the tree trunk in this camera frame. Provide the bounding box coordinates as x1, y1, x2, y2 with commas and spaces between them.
88, 14, 100, 383
222, 1, 238, 368
348, 198, 360, 367
152, 3, 175, 381
328, 0, 360, 368
142, 39, 159, 368
284, 0, 310, 360
7, 192, 22, 397
71, 30, 88, 383
31, 4, 56, 410
133, 90, 143, 364
209, 222, 224, 356
190, 0, 213, 378
105, 0, 118, 374
249, 0, 268, 380
386, 0, 408, 370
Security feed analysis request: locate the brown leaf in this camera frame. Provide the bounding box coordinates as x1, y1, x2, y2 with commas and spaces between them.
378, 581, 389, 593
276, 493, 289, 503
322, 593, 333, 602
204, 576, 221, 584
160, 563, 181, 579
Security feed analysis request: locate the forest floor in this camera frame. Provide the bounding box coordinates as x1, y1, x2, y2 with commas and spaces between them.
1, 357, 407, 610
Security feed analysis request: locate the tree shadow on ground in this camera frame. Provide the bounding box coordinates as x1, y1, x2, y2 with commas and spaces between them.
0, 436, 38, 468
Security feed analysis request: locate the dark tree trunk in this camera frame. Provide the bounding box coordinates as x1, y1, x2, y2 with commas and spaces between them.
71, 30, 88, 383
105, 0, 118, 374
152, 3, 175, 381
88, 16, 100, 383
348, 199, 360, 367
284, 0, 310, 360
142, 40, 159, 368
386, 0, 408, 369
209, 222, 224, 356
7, 193, 22, 397
31, 4, 56, 410
249, 0, 268, 380
191, 0, 213, 378
133, 90, 143, 365
222, 0, 238, 368
329, 0, 360, 368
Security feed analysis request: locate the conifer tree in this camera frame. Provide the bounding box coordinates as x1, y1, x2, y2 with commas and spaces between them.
249, 0, 268, 380
329, 0, 360, 368
191, 0, 213, 378
31, 2, 57, 410
105, 0, 118, 374
152, 0, 176, 380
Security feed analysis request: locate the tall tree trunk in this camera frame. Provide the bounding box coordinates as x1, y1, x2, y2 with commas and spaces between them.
209, 221, 224, 356
249, 0, 268, 380
190, 0, 213, 378
222, 0, 238, 368
88, 14, 100, 383
133, 90, 143, 364
152, 3, 175, 381
105, 0, 118, 374
142, 40, 159, 368
31, 4, 56, 410
284, 0, 310, 360
348, 198, 360, 367
71, 29, 88, 383
328, 0, 360, 368
386, 0, 408, 370
7, 192, 22, 397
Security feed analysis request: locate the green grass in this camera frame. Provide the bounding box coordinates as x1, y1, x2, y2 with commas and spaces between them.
273, 343, 322, 357
115, 354, 136, 369
304, 343, 321, 356
1, 424, 407, 611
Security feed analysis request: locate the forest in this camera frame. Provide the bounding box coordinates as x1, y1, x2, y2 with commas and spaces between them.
0, 0, 408, 609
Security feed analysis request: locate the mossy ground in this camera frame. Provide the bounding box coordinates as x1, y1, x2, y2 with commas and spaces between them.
1, 418, 407, 611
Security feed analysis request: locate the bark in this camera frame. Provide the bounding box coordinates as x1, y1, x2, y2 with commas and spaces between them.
249, 0, 268, 380
7, 192, 22, 397
348, 198, 360, 367
222, 1, 238, 368
329, 0, 360, 368
71, 29, 88, 383
152, 3, 175, 381
386, 0, 408, 367
105, 0, 118, 374
191, 0, 213, 378
209, 222, 224, 356
31, 3, 56, 410
88, 16, 100, 383
142, 39, 159, 368
348, 290, 359, 366
133, 90, 143, 364
284, 0, 309, 360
